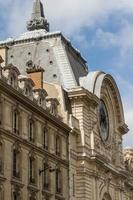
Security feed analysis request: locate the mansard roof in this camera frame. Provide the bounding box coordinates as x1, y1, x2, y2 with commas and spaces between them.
0, 30, 87, 63
0, 29, 88, 89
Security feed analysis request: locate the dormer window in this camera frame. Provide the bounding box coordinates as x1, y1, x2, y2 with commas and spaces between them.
46, 98, 59, 116
39, 98, 42, 106
25, 87, 30, 96
9, 75, 16, 88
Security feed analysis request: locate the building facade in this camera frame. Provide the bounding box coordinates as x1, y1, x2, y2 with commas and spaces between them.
0, 0, 133, 200
0, 59, 70, 200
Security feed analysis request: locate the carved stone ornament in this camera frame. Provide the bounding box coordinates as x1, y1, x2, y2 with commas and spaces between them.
27, 18, 49, 31
124, 148, 133, 172
0, 56, 4, 65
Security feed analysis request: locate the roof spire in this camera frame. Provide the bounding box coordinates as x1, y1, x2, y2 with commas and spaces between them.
27, 0, 49, 32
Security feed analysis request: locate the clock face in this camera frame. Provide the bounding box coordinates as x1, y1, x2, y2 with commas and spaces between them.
98, 101, 109, 141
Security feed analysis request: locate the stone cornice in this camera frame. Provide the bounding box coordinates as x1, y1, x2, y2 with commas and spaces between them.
67, 87, 99, 107
117, 123, 129, 135
76, 153, 128, 180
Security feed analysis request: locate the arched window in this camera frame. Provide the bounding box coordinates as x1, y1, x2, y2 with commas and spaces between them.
55, 135, 61, 157
56, 166, 62, 194
12, 145, 21, 179
29, 155, 36, 185
25, 87, 28, 96
25, 84, 33, 98
9, 74, 16, 88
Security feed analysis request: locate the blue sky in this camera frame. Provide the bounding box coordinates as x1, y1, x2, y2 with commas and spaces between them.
0, 0, 133, 147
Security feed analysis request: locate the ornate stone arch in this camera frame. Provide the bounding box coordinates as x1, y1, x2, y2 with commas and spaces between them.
100, 74, 124, 126
80, 71, 128, 134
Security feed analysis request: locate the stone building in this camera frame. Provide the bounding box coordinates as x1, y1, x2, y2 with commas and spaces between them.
0, 58, 70, 200
0, 0, 133, 200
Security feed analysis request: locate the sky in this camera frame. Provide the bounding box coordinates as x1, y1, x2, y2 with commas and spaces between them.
0, 0, 133, 147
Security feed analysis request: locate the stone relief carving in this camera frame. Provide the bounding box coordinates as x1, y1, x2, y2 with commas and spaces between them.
124, 148, 133, 172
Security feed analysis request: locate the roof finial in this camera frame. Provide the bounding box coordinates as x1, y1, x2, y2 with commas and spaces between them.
27, 0, 49, 32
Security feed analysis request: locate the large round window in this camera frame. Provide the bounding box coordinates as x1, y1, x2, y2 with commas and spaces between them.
98, 100, 109, 141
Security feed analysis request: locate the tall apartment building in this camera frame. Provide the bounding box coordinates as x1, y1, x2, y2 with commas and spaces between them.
0, 59, 70, 200
0, 0, 133, 200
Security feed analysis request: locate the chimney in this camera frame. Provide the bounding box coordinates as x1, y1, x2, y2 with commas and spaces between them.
26, 63, 44, 89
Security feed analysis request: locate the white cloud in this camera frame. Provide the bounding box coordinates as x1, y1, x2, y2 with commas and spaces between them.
0, 0, 133, 36
92, 22, 133, 55
44, 0, 133, 35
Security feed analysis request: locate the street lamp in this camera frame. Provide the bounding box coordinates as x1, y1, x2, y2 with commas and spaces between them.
39, 164, 57, 176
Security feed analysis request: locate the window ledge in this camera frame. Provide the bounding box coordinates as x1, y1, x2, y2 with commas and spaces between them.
11, 178, 23, 187
0, 174, 6, 181
55, 193, 65, 200
42, 189, 52, 196
28, 184, 39, 192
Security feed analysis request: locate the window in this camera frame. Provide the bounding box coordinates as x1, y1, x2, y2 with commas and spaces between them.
9, 75, 16, 88
73, 174, 75, 196
29, 120, 34, 142
13, 190, 21, 200
0, 185, 4, 200
29, 157, 36, 184
25, 86, 31, 97
13, 111, 19, 134
29, 193, 36, 200
55, 135, 61, 156
39, 98, 42, 106
43, 128, 48, 150
56, 167, 62, 194
13, 149, 20, 178
0, 141, 3, 173
43, 194, 49, 200
43, 162, 49, 189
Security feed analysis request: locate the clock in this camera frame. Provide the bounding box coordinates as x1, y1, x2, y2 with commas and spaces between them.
98, 100, 109, 141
